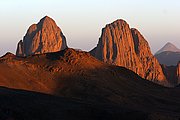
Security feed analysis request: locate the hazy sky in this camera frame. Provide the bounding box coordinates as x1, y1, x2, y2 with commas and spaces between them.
0, 0, 180, 56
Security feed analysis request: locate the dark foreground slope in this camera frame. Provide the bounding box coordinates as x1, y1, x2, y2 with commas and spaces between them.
1, 86, 180, 120
1, 48, 180, 119
0, 86, 150, 120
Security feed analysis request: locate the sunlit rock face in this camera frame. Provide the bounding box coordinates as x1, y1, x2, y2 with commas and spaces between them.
16, 16, 67, 56
90, 19, 167, 86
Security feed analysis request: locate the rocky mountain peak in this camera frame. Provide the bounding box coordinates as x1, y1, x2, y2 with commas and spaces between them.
155, 42, 180, 55
16, 16, 67, 57
90, 19, 168, 86
37, 16, 57, 30
155, 42, 180, 66
106, 19, 128, 28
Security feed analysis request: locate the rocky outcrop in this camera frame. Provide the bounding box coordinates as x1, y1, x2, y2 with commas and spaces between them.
177, 62, 180, 84
16, 16, 67, 56
131, 28, 166, 82
90, 19, 167, 85
161, 62, 180, 87
90, 20, 143, 74
161, 65, 177, 87
16, 40, 24, 56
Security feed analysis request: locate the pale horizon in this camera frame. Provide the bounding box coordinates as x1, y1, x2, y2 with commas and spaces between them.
0, 0, 180, 56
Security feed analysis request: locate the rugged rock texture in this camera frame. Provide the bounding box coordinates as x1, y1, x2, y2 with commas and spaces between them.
131, 28, 166, 82
90, 19, 167, 86
1, 49, 180, 119
161, 65, 178, 87
16, 40, 24, 56
177, 62, 180, 84
161, 61, 180, 87
91, 20, 142, 72
16, 16, 67, 56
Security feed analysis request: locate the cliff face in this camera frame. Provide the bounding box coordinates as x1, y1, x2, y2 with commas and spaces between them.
177, 62, 180, 84
91, 20, 143, 75
161, 62, 180, 87
131, 28, 166, 82
161, 65, 177, 87
90, 19, 167, 85
16, 16, 67, 56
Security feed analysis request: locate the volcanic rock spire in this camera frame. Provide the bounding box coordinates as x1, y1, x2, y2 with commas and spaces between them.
16, 16, 67, 56
90, 19, 168, 86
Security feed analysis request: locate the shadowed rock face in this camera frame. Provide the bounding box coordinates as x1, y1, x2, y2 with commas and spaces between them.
161, 62, 180, 87
90, 19, 167, 86
161, 65, 178, 87
16, 16, 67, 56
155, 51, 180, 66
177, 62, 180, 83
1, 49, 180, 119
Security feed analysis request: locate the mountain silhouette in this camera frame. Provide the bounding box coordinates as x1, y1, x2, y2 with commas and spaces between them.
155, 42, 180, 66
0, 16, 180, 119
155, 42, 180, 55
1, 49, 180, 119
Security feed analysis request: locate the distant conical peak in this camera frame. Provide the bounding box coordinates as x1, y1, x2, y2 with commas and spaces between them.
165, 42, 177, 47
155, 42, 180, 55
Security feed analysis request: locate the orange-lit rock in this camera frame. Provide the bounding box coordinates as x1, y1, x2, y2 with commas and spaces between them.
177, 61, 180, 84
16, 16, 67, 56
90, 19, 167, 86
131, 28, 166, 82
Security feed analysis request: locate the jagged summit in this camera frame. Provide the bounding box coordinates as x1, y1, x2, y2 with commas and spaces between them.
155, 42, 180, 66
16, 16, 67, 57
37, 16, 57, 29
90, 19, 167, 86
40, 15, 53, 21
105, 19, 128, 27
155, 42, 180, 55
